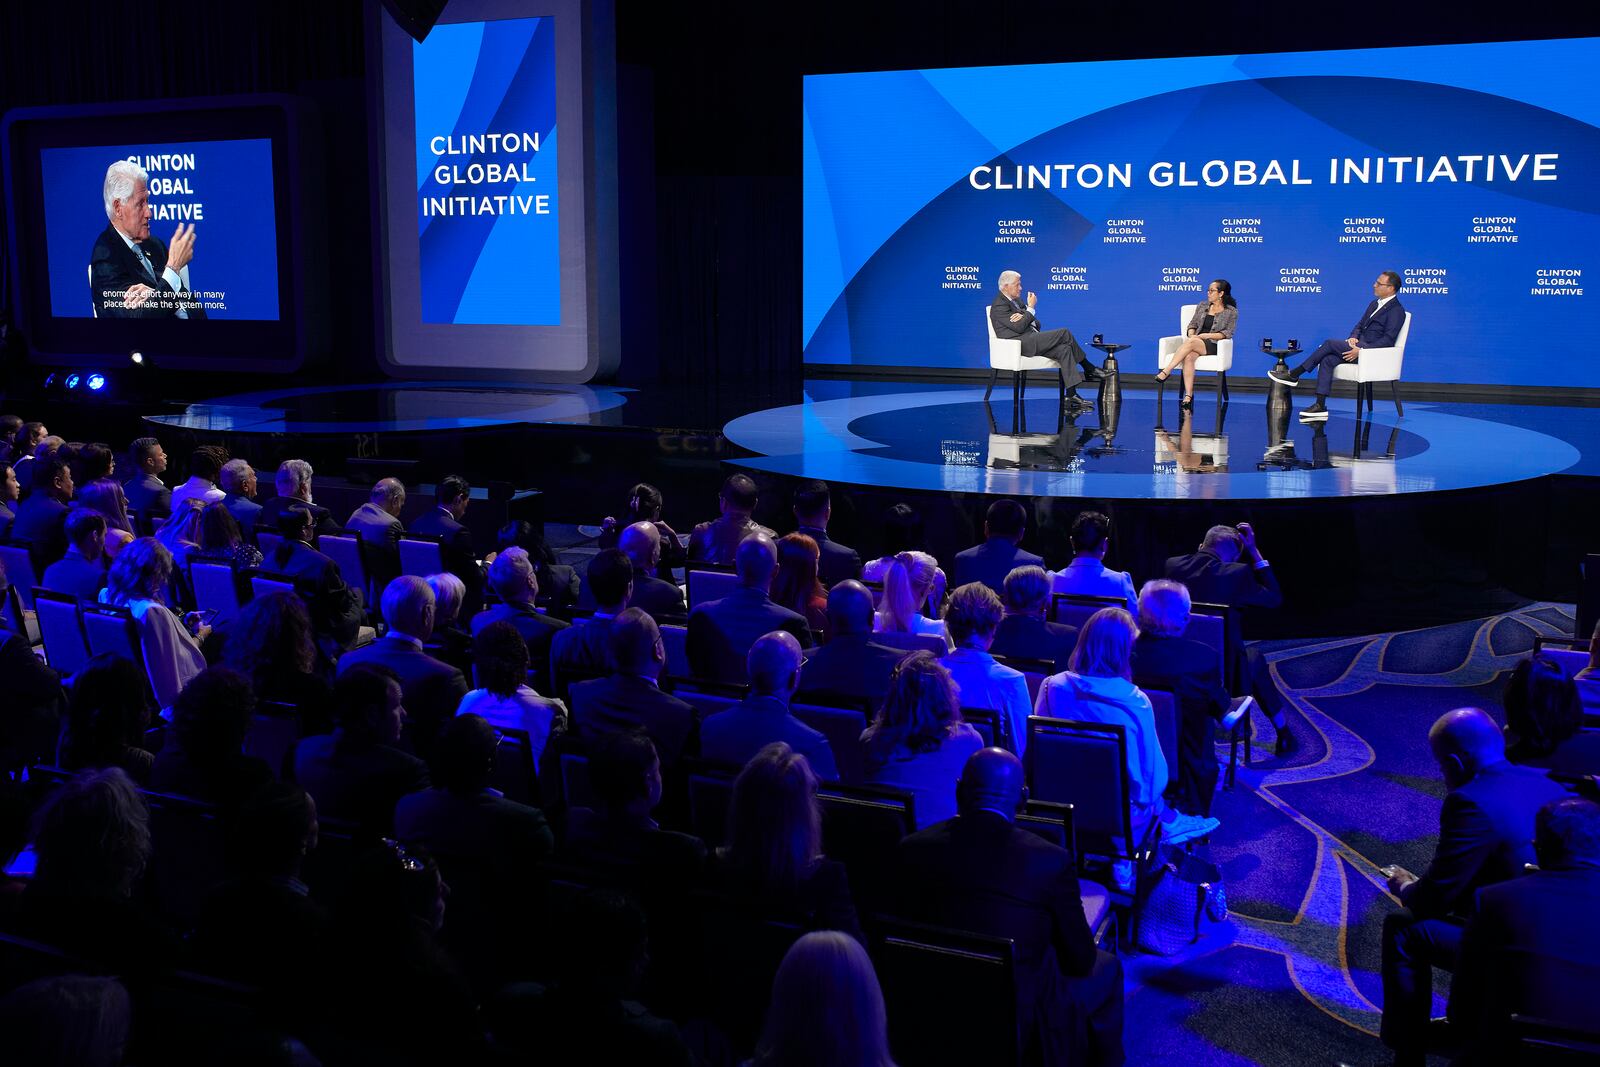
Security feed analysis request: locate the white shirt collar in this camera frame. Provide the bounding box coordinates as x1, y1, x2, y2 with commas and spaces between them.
1374, 294, 1396, 313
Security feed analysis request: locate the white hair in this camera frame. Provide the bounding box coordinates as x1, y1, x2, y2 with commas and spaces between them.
1138, 579, 1192, 638
276, 459, 313, 494
103, 160, 148, 221
998, 270, 1020, 289
219, 459, 253, 493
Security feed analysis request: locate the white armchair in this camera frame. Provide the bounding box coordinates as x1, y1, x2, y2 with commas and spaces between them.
1333, 311, 1411, 416
985, 307, 1066, 408
1156, 303, 1234, 402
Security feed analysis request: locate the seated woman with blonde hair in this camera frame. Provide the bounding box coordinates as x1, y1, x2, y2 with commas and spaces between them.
873, 550, 950, 649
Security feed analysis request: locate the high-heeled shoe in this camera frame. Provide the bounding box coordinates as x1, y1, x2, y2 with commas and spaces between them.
1154, 370, 1171, 383
1179, 394, 1194, 410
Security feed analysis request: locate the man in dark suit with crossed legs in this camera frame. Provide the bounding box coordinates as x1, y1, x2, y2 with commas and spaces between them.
990, 270, 1099, 414
1270, 271, 1406, 421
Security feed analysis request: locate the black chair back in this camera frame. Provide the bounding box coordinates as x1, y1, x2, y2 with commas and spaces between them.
243, 700, 302, 780
817, 782, 915, 913
1049, 592, 1124, 627
874, 916, 1019, 1067
141, 788, 229, 931
0, 545, 40, 611
397, 534, 445, 578
1025, 716, 1139, 861
32, 589, 89, 677
960, 706, 1010, 752
791, 699, 868, 784
1143, 687, 1179, 778
491, 725, 539, 805
685, 760, 738, 848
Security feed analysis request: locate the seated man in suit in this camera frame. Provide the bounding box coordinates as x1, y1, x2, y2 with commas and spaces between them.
796, 580, 904, 705
563, 727, 707, 879
90, 160, 206, 320
471, 546, 569, 695
293, 663, 430, 835
412, 473, 486, 616
990, 269, 1099, 414
553, 548, 631, 695
1051, 511, 1137, 617
339, 575, 468, 758
1450, 796, 1600, 1062
952, 498, 1043, 596
792, 480, 860, 588
345, 477, 407, 587
990, 565, 1078, 671
13, 456, 74, 567
896, 747, 1123, 1066
700, 631, 838, 780
121, 436, 170, 520
257, 459, 338, 537
1378, 708, 1569, 1067
0, 461, 16, 541
569, 608, 698, 768
1269, 271, 1407, 421
687, 473, 775, 566
218, 459, 262, 532
687, 533, 811, 683
265, 506, 365, 654
618, 521, 686, 620
41, 507, 108, 603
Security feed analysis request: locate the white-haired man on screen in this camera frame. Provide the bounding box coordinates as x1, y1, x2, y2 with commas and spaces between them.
89, 159, 205, 319
989, 269, 1101, 413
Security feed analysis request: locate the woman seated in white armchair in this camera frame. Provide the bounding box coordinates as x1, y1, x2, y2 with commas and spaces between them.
1156, 278, 1237, 411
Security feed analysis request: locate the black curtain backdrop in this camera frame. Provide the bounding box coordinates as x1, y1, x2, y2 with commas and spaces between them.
3, 3, 1598, 394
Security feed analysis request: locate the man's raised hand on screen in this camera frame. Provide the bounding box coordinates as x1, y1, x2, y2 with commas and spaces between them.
124, 283, 155, 310
168, 222, 197, 271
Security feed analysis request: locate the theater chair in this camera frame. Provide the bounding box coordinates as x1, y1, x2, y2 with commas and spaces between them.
1333, 310, 1412, 416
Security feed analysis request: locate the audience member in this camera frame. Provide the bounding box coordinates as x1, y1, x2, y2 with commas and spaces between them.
41, 506, 108, 601
346, 476, 407, 584
895, 748, 1123, 1066
100, 537, 206, 710
796, 580, 904, 704
688, 473, 776, 565
862, 650, 984, 828
121, 435, 170, 518
568, 608, 698, 767
58, 654, 154, 782
752, 930, 894, 1067
711, 742, 862, 940
688, 533, 811, 682
1051, 510, 1137, 615
0, 560, 65, 768
192, 499, 263, 572
411, 473, 484, 613
1378, 707, 1569, 1067
952, 498, 1043, 595
0, 975, 132, 1067
168, 444, 228, 513
773, 532, 829, 639
457, 619, 566, 769
218, 457, 263, 531
553, 547, 631, 690
340, 576, 468, 756
1580, 617, 1600, 680
153, 497, 203, 578
258, 458, 337, 536
0, 415, 21, 464
702, 632, 839, 780
267, 504, 365, 652
792, 479, 862, 587
73, 479, 134, 554
14, 434, 62, 497
9, 420, 48, 472
618, 519, 687, 619
472, 545, 569, 691
68, 442, 114, 487
990, 564, 1080, 669
149, 665, 273, 805
874, 550, 950, 648
422, 570, 474, 674
221, 591, 335, 735
13, 454, 74, 564
1503, 653, 1599, 773
941, 581, 1031, 757
292, 663, 429, 834
598, 480, 686, 578
0, 461, 17, 539
564, 728, 706, 875
497, 519, 580, 609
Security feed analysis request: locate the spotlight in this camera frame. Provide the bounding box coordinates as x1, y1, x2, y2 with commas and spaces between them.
64, 373, 81, 390
129, 351, 144, 366
87, 373, 107, 392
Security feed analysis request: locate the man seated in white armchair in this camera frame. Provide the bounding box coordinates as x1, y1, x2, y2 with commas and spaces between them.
1270, 271, 1406, 421
989, 269, 1101, 414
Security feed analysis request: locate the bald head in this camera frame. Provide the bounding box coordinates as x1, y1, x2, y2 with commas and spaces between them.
735, 533, 779, 590
619, 520, 661, 568
827, 580, 875, 636
956, 748, 1024, 819
1428, 707, 1506, 787
609, 606, 664, 677
372, 477, 406, 515
748, 630, 803, 696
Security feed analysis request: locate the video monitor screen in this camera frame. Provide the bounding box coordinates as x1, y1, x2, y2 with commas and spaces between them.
802, 38, 1600, 389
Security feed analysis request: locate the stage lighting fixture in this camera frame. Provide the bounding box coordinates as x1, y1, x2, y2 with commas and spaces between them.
129, 351, 144, 365
87, 373, 107, 392
64, 373, 81, 390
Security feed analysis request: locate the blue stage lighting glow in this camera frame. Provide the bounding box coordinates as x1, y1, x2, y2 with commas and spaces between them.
64, 373, 81, 390
87, 373, 106, 392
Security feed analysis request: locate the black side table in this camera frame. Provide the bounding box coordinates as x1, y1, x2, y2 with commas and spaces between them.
1090, 342, 1129, 408
1264, 346, 1300, 416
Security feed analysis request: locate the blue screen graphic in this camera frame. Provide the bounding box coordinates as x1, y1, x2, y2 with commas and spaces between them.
414, 16, 559, 326
39, 138, 280, 320
803, 39, 1600, 387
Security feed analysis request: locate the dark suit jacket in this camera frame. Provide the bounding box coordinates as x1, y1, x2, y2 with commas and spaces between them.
699, 694, 838, 780
706, 853, 862, 943
1163, 550, 1282, 610
796, 525, 862, 587
122, 472, 171, 519
11, 493, 69, 565
411, 506, 484, 611
291, 731, 430, 834
568, 673, 698, 766
953, 538, 1044, 596
221, 492, 262, 532
394, 787, 555, 871
990, 614, 1079, 672
344, 501, 404, 585
687, 586, 811, 683
1131, 633, 1229, 722
471, 601, 568, 696
89, 225, 207, 319
268, 539, 364, 649
1400, 761, 1570, 920
1350, 297, 1407, 349
148, 748, 274, 809
257, 496, 338, 538
336, 634, 469, 755
563, 808, 707, 882
550, 614, 615, 688
797, 633, 904, 703
0, 501, 12, 542
629, 565, 686, 620
686, 514, 775, 567
990, 290, 1045, 348
897, 810, 1097, 1045
40, 547, 107, 603
191, 877, 330, 989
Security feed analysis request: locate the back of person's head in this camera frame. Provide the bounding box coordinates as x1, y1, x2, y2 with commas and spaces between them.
618, 520, 661, 568
1002, 564, 1051, 615
608, 607, 662, 676
559, 888, 650, 998
754, 930, 892, 1067
880, 503, 925, 555
104, 536, 172, 606
424, 571, 466, 627
1137, 579, 1192, 638
219, 457, 253, 494
735, 533, 779, 589
64, 655, 152, 769
1070, 510, 1111, 555
826, 579, 875, 637
333, 663, 404, 743
431, 714, 499, 795
171, 666, 257, 763
32, 767, 150, 899
1534, 796, 1600, 871
495, 519, 557, 565
792, 480, 832, 524
588, 728, 661, 817
274, 502, 314, 544
880, 550, 939, 633
230, 781, 318, 880
1503, 654, 1583, 759
190, 445, 227, 483
33, 454, 70, 495
748, 630, 804, 696
72, 443, 115, 485
158, 499, 204, 552
487, 545, 537, 603
1069, 607, 1138, 680
473, 619, 530, 698
720, 473, 759, 514
725, 743, 821, 891
371, 477, 406, 510
1200, 524, 1243, 561
196, 500, 243, 551
945, 582, 1003, 646
587, 547, 633, 610
624, 482, 664, 523
0, 414, 20, 444
15, 420, 45, 453
73, 480, 127, 528
64, 506, 106, 548
1427, 707, 1507, 784
340, 838, 444, 934
985, 498, 1027, 541
437, 473, 470, 507
773, 533, 822, 614
380, 574, 436, 638
223, 591, 316, 683
276, 458, 313, 498
0, 975, 132, 1067
866, 650, 961, 759
955, 746, 1025, 819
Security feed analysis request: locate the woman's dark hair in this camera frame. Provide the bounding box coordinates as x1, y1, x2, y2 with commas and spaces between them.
196, 500, 244, 551
430, 715, 498, 795
1069, 510, 1111, 554
223, 591, 317, 682
1504, 654, 1582, 759
333, 664, 402, 739
589, 728, 659, 813
495, 519, 557, 565
171, 667, 257, 763
71, 443, 115, 485
862, 650, 963, 766
62, 655, 152, 770
623, 483, 664, 523
31, 768, 150, 899
472, 620, 530, 698
722, 742, 822, 893
1209, 278, 1237, 309
880, 503, 925, 556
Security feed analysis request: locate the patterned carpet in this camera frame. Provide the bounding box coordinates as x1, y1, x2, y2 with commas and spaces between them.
1122, 603, 1577, 1066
